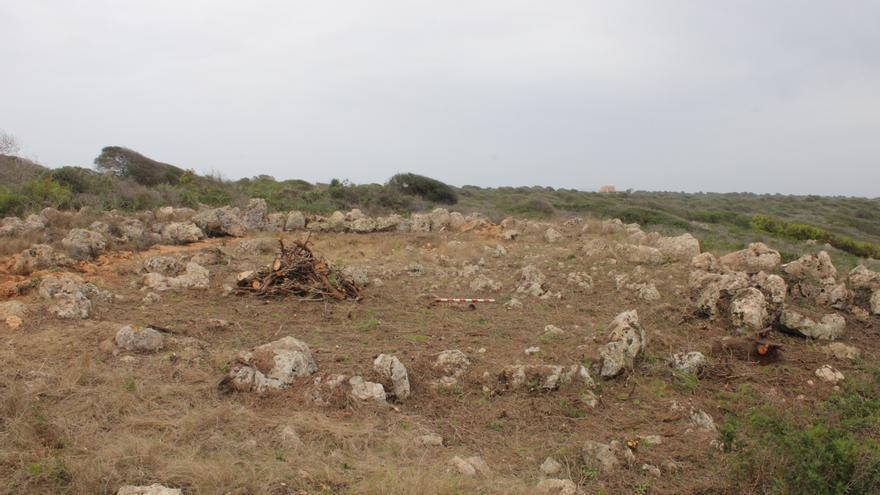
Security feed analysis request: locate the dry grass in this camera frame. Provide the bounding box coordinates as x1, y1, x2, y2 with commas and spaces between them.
0, 224, 878, 494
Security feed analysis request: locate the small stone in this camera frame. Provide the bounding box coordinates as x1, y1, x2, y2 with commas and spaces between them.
278, 425, 303, 449
115, 325, 165, 352
641, 463, 662, 477
815, 365, 845, 384
543, 324, 565, 336
415, 433, 444, 447
4, 315, 22, 329
535, 479, 578, 495
505, 298, 523, 309
525, 346, 540, 355
824, 342, 860, 361
690, 408, 716, 432
117, 484, 182, 495
540, 456, 562, 475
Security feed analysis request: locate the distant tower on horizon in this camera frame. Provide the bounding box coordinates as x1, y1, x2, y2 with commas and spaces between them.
598, 185, 617, 193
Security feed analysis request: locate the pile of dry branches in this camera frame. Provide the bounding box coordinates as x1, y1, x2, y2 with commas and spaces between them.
235, 238, 362, 301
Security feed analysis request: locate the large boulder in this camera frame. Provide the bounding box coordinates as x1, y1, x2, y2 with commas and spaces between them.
596, 310, 646, 378
284, 211, 306, 231
349, 217, 377, 233
38, 273, 109, 319
615, 243, 664, 265
223, 336, 318, 393
429, 208, 451, 230
142, 262, 209, 291
192, 207, 247, 237
410, 213, 432, 232
11, 244, 73, 275
241, 198, 268, 230
656, 233, 700, 261
780, 310, 846, 340
783, 251, 837, 280
849, 265, 880, 290
160, 222, 205, 244
373, 354, 411, 400
719, 243, 781, 274
61, 229, 107, 259
266, 212, 287, 231
729, 288, 769, 331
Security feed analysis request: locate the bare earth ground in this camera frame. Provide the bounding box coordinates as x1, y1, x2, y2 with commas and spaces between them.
0, 222, 878, 494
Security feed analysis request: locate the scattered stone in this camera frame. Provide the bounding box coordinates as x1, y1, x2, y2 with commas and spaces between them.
596, 310, 646, 378
641, 464, 662, 477
39, 273, 107, 319
415, 433, 444, 447
535, 479, 578, 495
498, 364, 594, 391
62, 228, 107, 259
348, 376, 387, 403
566, 272, 593, 291
544, 227, 562, 243
671, 352, 707, 375
690, 408, 716, 432
691, 252, 720, 272
11, 244, 73, 275
541, 457, 562, 475
872, 290, 880, 315
141, 292, 161, 304
234, 237, 276, 255
241, 198, 268, 230
505, 298, 523, 309
636, 283, 661, 301
719, 243, 781, 274
824, 342, 860, 361
373, 354, 411, 400
278, 425, 303, 449
469, 274, 501, 292
525, 346, 540, 355
117, 484, 182, 495
543, 324, 565, 336
582, 440, 618, 472
615, 243, 664, 265
815, 365, 845, 384
0, 301, 28, 320
433, 350, 471, 378
780, 310, 845, 340
222, 336, 318, 393
160, 222, 205, 244
5, 315, 22, 329
116, 325, 165, 352
517, 265, 555, 298
142, 262, 210, 291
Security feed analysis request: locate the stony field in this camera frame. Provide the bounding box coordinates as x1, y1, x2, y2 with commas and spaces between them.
1, 201, 879, 495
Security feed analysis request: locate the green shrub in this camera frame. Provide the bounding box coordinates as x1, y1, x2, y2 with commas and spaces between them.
387, 173, 457, 204
509, 198, 555, 217
20, 178, 71, 210
94, 146, 185, 186
0, 186, 26, 216
724, 377, 880, 494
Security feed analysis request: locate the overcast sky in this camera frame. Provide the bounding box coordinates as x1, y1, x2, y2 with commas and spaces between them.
1, 1, 878, 196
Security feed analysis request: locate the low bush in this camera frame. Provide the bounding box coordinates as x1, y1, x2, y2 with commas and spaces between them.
387, 173, 458, 204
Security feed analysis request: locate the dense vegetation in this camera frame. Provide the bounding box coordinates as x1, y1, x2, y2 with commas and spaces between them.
2, 148, 879, 260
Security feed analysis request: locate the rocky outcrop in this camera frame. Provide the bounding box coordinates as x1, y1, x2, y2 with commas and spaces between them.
11, 244, 73, 275
160, 222, 205, 244
142, 262, 210, 291
656, 233, 700, 261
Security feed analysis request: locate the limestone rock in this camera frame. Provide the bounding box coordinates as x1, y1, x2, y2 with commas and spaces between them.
62, 228, 107, 259
656, 233, 700, 261
160, 222, 205, 244
719, 243, 781, 274
284, 211, 306, 231
541, 457, 562, 475
671, 351, 706, 375
780, 310, 845, 340
815, 365, 844, 384
535, 479, 578, 495
117, 484, 182, 495
498, 364, 594, 391
373, 354, 411, 400
730, 288, 769, 331
116, 325, 165, 352
596, 310, 646, 378
242, 198, 268, 230
348, 376, 387, 403
192, 206, 246, 237
142, 262, 210, 291
544, 227, 562, 243
433, 350, 470, 378
849, 265, 880, 290
783, 251, 837, 280
615, 243, 664, 265
582, 441, 618, 472
12, 244, 73, 275
824, 342, 860, 361
223, 336, 318, 393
